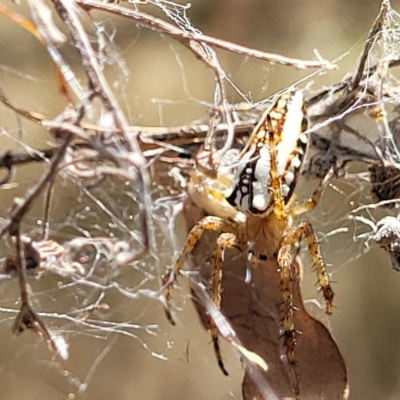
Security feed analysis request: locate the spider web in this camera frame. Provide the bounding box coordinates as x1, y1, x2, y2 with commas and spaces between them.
1, 1, 400, 400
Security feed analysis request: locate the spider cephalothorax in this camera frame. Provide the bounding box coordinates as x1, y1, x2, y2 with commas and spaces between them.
162, 90, 334, 399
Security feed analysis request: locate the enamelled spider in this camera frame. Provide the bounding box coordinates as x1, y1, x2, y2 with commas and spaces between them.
162, 90, 335, 398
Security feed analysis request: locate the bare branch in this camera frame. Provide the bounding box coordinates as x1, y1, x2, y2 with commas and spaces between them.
75, 0, 335, 70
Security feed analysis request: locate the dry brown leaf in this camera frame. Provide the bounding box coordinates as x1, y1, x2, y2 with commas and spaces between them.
184, 200, 348, 400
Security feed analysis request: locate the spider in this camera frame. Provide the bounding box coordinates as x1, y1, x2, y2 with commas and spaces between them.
162, 90, 334, 398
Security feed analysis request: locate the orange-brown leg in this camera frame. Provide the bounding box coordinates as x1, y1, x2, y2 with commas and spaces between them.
281, 222, 333, 314
277, 243, 299, 398
162, 216, 238, 325
288, 168, 334, 217
210, 232, 246, 375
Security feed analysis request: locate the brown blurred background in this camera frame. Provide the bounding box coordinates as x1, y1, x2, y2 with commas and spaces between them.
1, 1, 400, 399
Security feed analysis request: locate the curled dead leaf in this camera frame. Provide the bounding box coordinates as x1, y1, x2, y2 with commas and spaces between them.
184, 200, 348, 400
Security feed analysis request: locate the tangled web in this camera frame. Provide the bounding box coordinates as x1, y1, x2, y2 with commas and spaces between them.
1, 1, 400, 399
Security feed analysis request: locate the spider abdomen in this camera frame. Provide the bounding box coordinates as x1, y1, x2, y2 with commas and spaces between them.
225, 90, 308, 216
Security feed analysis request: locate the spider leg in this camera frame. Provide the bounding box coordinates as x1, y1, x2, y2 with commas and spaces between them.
282, 222, 334, 314
277, 221, 333, 398
277, 244, 299, 398
267, 118, 287, 219
162, 216, 238, 325
210, 232, 245, 375
288, 168, 334, 217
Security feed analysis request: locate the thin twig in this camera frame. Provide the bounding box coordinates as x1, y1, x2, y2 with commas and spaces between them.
12, 228, 61, 355
0, 136, 72, 240
52, 0, 152, 256
75, 0, 335, 70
